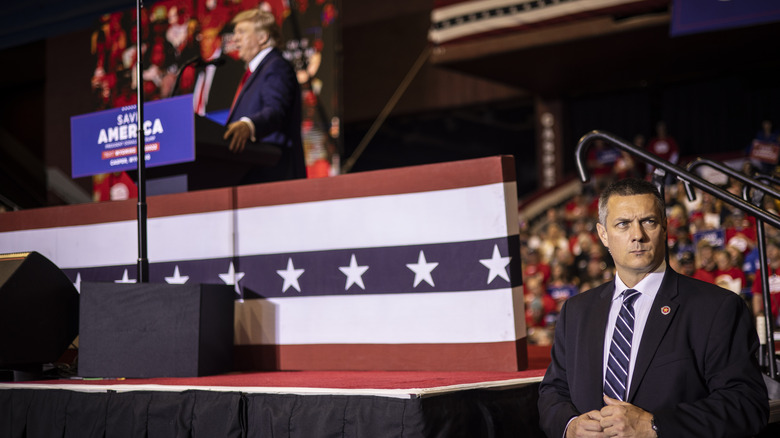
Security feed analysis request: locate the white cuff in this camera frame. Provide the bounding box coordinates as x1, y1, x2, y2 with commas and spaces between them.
239, 117, 256, 142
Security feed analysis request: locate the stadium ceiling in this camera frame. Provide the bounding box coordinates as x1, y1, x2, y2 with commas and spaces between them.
429, 8, 780, 98
0, 1, 137, 50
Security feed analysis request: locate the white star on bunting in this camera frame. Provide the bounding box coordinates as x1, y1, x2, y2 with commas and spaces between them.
277, 258, 305, 293
73, 273, 82, 293
406, 250, 438, 287
479, 244, 511, 284
339, 254, 369, 290
219, 262, 245, 295
115, 269, 136, 283
165, 265, 190, 284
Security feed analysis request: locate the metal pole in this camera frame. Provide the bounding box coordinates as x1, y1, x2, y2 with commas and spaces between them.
341, 45, 431, 174
575, 131, 780, 229
743, 184, 777, 378
136, 0, 149, 283
684, 160, 780, 378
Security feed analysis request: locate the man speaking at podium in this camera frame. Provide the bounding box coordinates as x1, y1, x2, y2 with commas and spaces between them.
223, 8, 306, 184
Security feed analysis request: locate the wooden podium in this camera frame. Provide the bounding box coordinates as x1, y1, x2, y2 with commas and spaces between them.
139, 115, 281, 191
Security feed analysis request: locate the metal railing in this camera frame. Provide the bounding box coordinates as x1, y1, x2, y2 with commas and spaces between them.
686, 158, 780, 378
575, 130, 780, 379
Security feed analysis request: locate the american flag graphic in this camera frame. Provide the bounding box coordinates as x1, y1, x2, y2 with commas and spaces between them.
0, 156, 526, 371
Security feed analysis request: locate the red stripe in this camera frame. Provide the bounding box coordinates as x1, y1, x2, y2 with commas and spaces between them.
0, 156, 515, 232
236, 155, 515, 209
0, 187, 236, 232
234, 339, 528, 372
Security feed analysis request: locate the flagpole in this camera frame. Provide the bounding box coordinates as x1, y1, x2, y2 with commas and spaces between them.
136, 0, 149, 283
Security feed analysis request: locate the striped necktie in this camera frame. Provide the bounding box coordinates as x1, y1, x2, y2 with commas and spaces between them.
604, 288, 641, 401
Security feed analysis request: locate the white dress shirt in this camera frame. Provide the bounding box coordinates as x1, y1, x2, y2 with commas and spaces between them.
602, 261, 666, 393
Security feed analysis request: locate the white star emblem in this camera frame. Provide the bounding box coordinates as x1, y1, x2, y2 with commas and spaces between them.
73, 272, 82, 293
339, 254, 369, 290
406, 250, 438, 287
115, 269, 136, 283
277, 258, 304, 293
219, 262, 245, 295
479, 244, 512, 284
165, 265, 190, 284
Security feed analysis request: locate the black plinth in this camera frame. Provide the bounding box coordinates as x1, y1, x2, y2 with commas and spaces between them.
79, 282, 235, 378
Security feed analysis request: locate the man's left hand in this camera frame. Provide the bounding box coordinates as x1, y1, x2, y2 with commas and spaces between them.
224, 121, 252, 153
599, 395, 657, 437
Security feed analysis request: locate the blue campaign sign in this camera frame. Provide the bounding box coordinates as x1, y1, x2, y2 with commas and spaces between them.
70, 95, 195, 178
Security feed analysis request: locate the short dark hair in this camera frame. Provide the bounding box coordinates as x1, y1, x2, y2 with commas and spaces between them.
598, 178, 665, 225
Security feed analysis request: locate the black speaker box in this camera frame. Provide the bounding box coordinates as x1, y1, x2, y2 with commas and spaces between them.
79, 282, 235, 378
0, 252, 79, 367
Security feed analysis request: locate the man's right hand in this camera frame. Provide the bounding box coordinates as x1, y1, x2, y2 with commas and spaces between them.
224, 121, 252, 153
566, 410, 605, 438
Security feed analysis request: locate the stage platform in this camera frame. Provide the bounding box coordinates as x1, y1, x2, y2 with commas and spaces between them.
3, 368, 780, 437
1, 370, 547, 438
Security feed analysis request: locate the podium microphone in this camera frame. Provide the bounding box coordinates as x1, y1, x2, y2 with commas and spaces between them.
190, 55, 228, 68
171, 55, 228, 97
203, 55, 228, 67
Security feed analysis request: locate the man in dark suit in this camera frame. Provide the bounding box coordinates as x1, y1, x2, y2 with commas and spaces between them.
538, 178, 768, 437
223, 8, 306, 183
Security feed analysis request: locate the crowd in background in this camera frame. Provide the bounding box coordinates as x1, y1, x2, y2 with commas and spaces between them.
522, 121, 780, 345
89, 0, 293, 109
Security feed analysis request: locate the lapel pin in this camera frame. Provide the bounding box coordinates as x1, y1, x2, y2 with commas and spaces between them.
661, 306, 671, 315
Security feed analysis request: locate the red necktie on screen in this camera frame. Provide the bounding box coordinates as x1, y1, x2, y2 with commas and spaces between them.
195, 73, 206, 115
231, 68, 251, 111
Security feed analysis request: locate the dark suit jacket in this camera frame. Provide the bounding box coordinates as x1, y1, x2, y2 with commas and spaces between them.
538, 268, 768, 438
227, 48, 306, 183
204, 55, 246, 113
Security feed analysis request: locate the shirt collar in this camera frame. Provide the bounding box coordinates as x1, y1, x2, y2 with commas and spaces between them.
248, 46, 273, 72
613, 260, 666, 302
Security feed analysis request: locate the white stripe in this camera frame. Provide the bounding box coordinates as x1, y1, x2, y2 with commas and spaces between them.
615, 324, 632, 344
0, 183, 515, 268
611, 342, 630, 362
608, 355, 628, 374
236, 183, 515, 256
0, 222, 138, 269
606, 367, 626, 386
234, 287, 523, 345
0, 211, 236, 269
605, 380, 619, 396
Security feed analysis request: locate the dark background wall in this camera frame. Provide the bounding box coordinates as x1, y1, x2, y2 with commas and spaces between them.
1, 1, 780, 210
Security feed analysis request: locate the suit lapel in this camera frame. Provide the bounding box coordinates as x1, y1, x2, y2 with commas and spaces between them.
627, 268, 679, 401
583, 283, 615, 409
228, 49, 276, 122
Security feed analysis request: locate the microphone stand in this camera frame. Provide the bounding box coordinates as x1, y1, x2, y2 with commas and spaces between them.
170, 56, 203, 98
170, 56, 227, 97
136, 0, 148, 283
